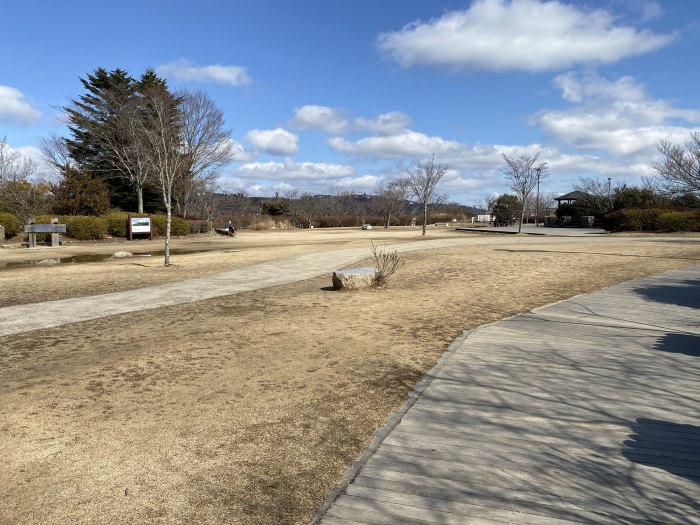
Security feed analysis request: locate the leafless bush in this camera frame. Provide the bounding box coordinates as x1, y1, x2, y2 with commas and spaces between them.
371, 241, 404, 288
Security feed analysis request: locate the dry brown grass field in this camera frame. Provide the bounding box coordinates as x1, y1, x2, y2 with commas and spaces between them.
1, 227, 699, 524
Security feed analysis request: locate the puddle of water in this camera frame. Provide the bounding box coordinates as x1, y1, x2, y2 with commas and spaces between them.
0, 249, 218, 270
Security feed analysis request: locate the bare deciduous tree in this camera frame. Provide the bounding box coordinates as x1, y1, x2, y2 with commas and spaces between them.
297, 192, 322, 228
137, 89, 186, 266
407, 154, 447, 235
0, 137, 37, 183
282, 189, 300, 218
652, 132, 700, 195
38, 132, 75, 177
375, 178, 410, 228
188, 179, 222, 221
0, 138, 52, 221
477, 193, 499, 214
174, 90, 233, 218
573, 176, 618, 216
501, 152, 547, 233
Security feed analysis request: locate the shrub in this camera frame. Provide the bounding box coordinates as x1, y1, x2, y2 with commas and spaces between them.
152, 214, 190, 236
247, 216, 291, 230
603, 207, 700, 232
603, 208, 660, 231
654, 211, 700, 232
371, 241, 404, 288
0, 212, 21, 237
316, 215, 364, 228
66, 216, 108, 240
103, 211, 130, 237
188, 219, 212, 234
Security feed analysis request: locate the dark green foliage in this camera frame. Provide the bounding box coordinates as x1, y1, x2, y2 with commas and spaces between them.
103, 211, 130, 237
672, 193, 700, 208
555, 203, 582, 219
492, 194, 520, 226
612, 187, 661, 210
51, 168, 111, 216
0, 212, 21, 237
65, 216, 109, 240
261, 199, 289, 216
65, 68, 135, 208
64, 67, 172, 212
603, 208, 700, 232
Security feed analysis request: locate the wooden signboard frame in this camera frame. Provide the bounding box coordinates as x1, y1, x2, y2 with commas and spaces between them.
128, 215, 153, 241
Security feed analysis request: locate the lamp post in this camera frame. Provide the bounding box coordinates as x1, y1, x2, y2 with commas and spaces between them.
535, 167, 542, 227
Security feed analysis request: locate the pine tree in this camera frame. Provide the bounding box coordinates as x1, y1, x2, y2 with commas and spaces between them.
64, 67, 172, 212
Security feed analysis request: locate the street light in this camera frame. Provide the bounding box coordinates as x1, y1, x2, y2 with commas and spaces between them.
535, 167, 542, 227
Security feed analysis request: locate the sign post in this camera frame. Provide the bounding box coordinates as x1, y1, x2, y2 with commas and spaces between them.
128, 215, 152, 240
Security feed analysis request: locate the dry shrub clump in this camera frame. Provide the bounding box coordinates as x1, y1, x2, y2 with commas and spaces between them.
248, 216, 291, 230
371, 240, 405, 287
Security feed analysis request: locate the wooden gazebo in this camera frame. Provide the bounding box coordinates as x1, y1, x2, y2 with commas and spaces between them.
554, 190, 589, 208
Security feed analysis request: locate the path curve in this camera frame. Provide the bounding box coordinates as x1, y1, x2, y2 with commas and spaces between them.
1, 234, 697, 338
0, 236, 477, 337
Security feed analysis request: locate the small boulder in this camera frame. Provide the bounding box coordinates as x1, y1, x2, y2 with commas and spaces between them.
332, 267, 378, 291
112, 251, 134, 259
37, 258, 60, 265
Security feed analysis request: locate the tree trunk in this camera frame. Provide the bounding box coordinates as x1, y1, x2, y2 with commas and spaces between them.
137, 186, 144, 214
164, 206, 171, 266
422, 202, 428, 235
518, 207, 524, 233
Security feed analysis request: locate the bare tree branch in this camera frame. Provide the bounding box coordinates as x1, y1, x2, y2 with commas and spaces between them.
652, 132, 700, 195
501, 152, 547, 232
407, 154, 447, 235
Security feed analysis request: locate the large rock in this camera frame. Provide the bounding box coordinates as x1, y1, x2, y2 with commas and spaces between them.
332, 267, 378, 291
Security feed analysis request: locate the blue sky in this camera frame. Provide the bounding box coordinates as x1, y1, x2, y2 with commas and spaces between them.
2, 0, 699, 205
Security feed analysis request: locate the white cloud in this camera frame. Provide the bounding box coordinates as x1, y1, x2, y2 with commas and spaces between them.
227, 138, 257, 162
537, 71, 700, 157
356, 111, 412, 135
233, 159, 355, 182
245, 128, 299, 156
156, 60, 250, 86
553, 71, 647, 103
377, 0, 674, 72
290, 105, 350, 134
328, 129, 463, 158
0, 85, 41, 125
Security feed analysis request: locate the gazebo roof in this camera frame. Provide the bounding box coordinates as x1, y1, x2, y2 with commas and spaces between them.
555, 190, 589, 201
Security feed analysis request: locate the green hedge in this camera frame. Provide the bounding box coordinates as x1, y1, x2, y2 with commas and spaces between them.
66, 216, 109, 240
654, 211, 700, 232
603, 208, 700, 232
104, 211, 130, 237
2, 212, 193, 240
152, 214, 190, 236
0, 212, 21, 237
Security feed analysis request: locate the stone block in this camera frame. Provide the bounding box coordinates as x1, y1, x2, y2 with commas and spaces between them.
332, 267, 378, 291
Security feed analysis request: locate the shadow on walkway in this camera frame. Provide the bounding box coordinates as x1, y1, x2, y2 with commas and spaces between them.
623, 418, 700, 483
654, 332, 700, 357
635, 278, 700, 309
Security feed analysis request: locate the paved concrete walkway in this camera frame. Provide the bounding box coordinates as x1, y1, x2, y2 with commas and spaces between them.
0, 236, 519, 337
458, 225, 608, 236
314, 265, 700, 524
